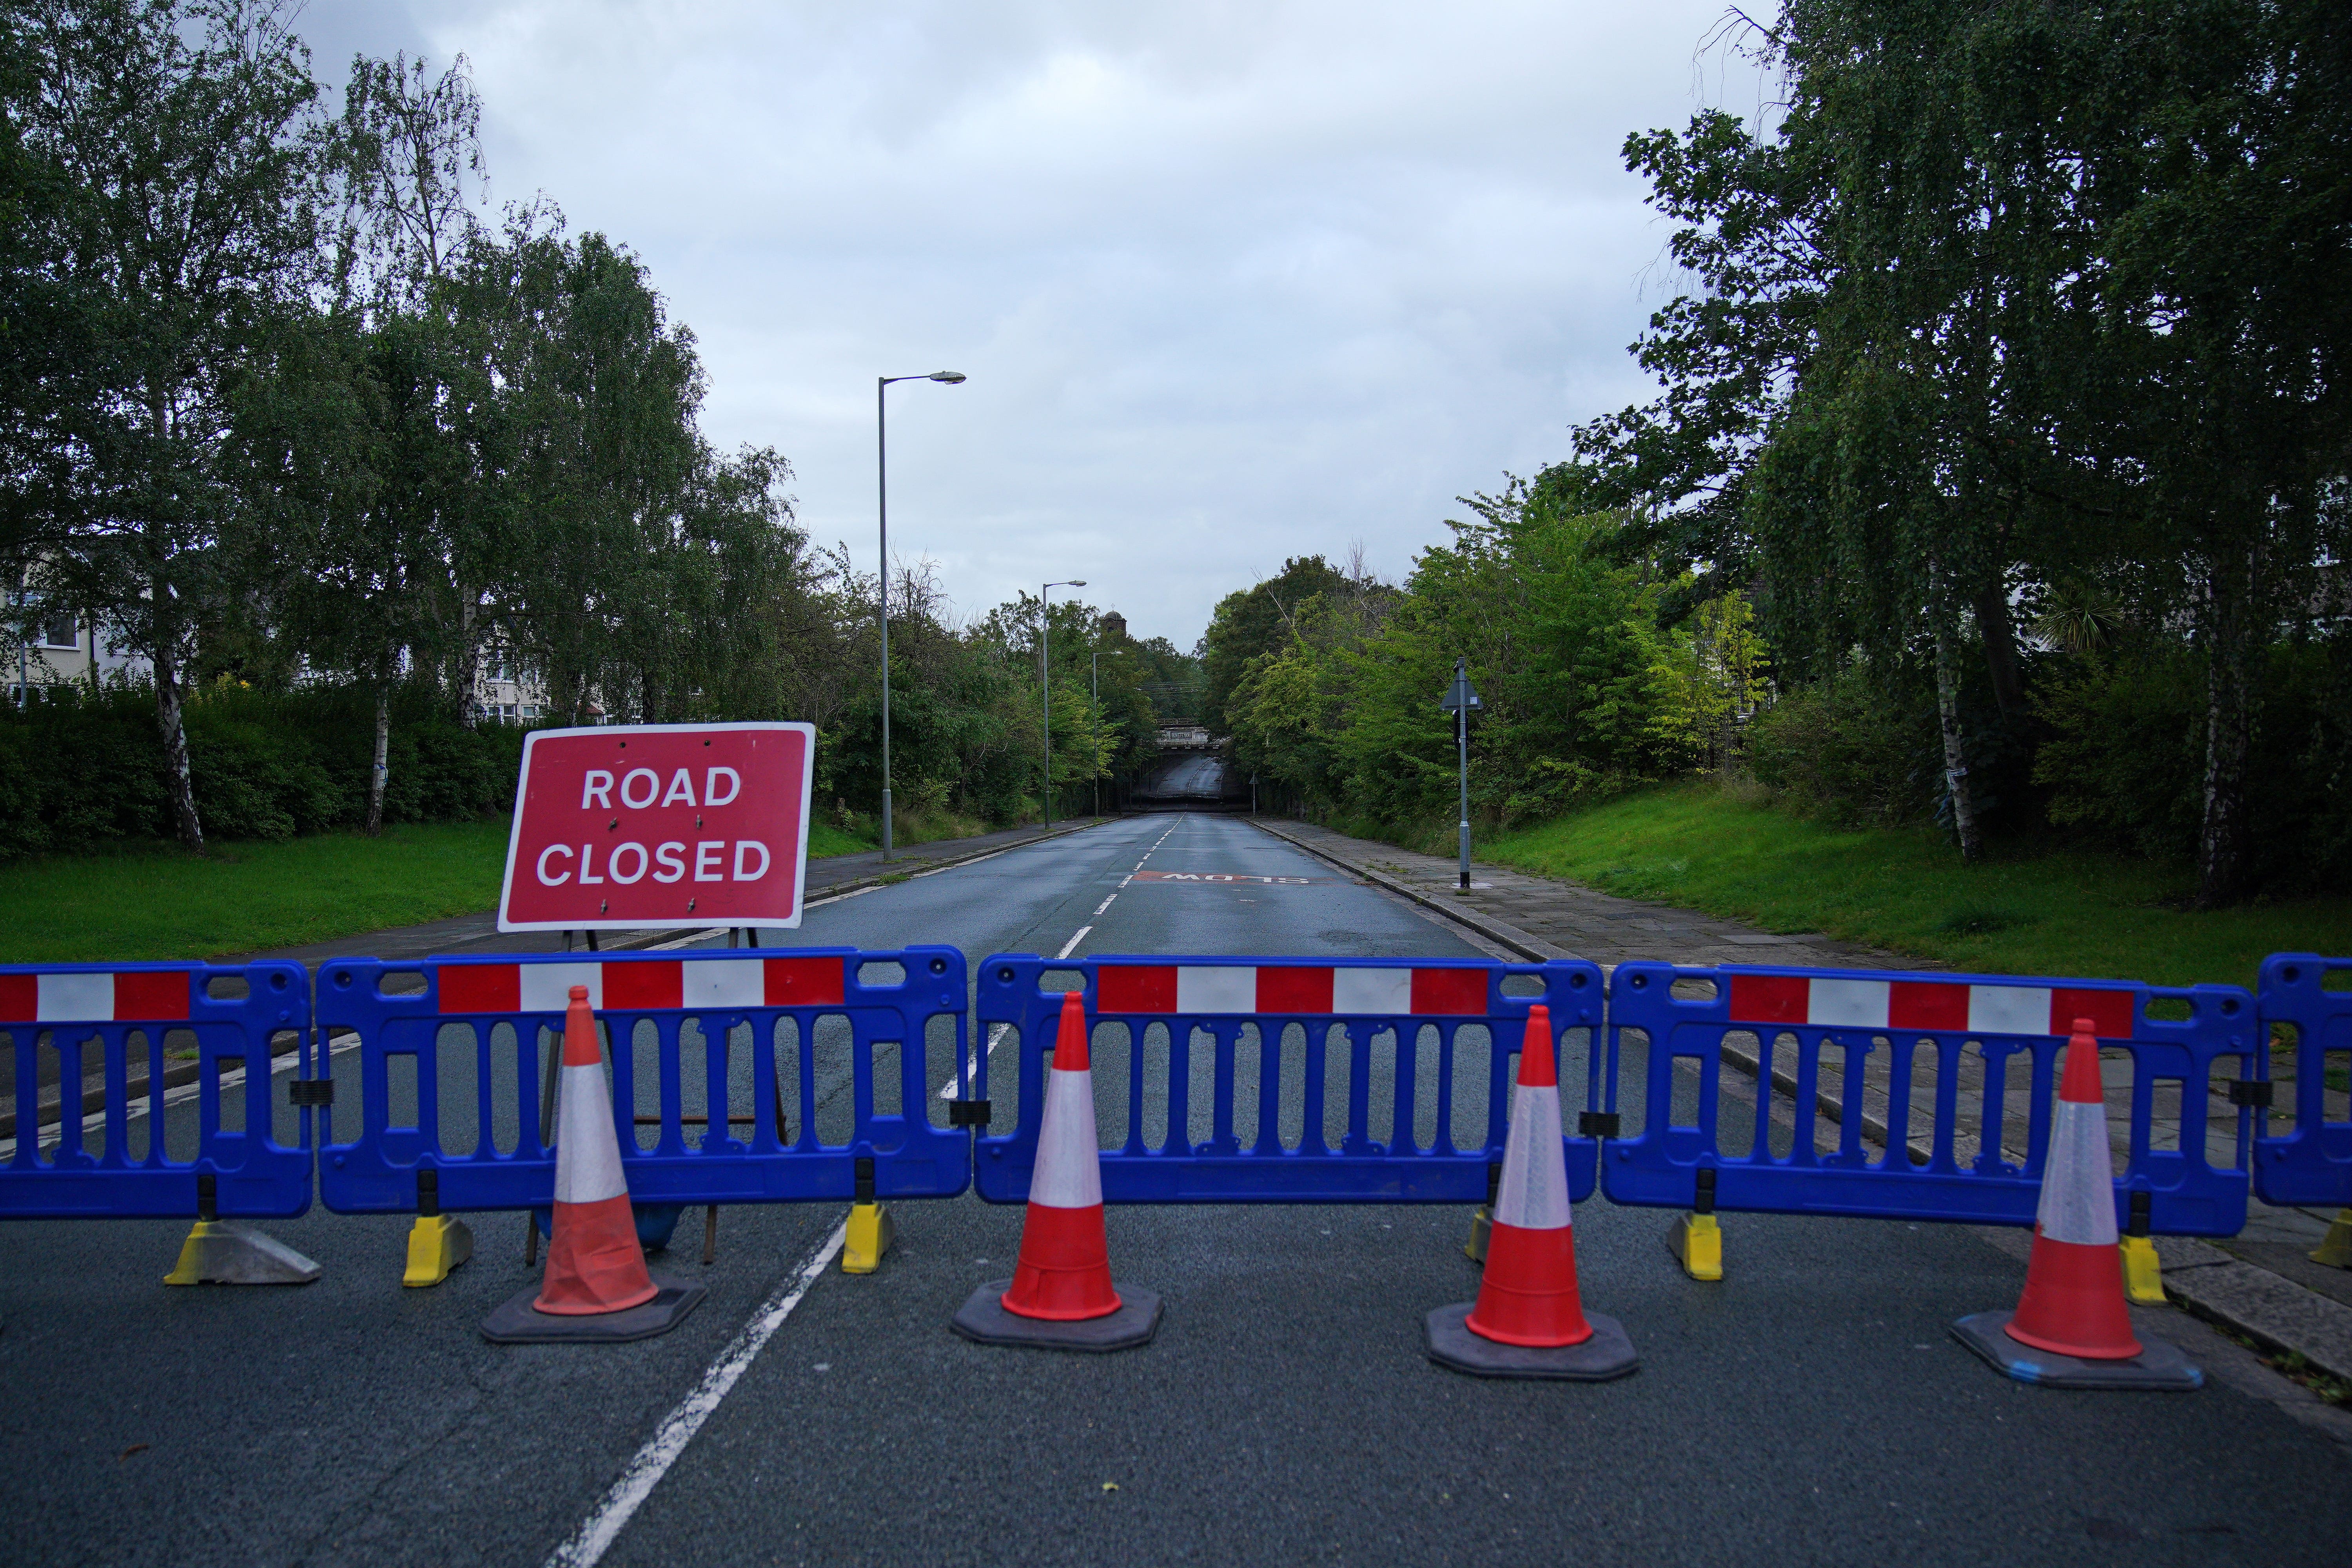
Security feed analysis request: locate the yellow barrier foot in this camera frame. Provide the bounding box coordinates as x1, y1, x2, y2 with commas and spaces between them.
165, 1221, 321, 1286
1666, 1212, 1724, 1282
403, 1214, 474, 1289
2120, 1234, 2165, 1304
842, 1201, 894, 1274
1465, 1205, 1492, 1264
2311, 1209, 2352, 1270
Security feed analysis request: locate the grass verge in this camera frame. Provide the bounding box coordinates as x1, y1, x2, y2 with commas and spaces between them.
1444, 780, 2348, 989
0, 818, 521, 965
1, 808, 1036, 965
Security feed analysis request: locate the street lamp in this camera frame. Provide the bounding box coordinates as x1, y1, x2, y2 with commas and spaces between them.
1439, 656, 1483, 890
876, 370, 965, 861
1041, 579, 1085, 829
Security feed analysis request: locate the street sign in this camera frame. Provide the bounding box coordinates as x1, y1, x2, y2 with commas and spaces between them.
499, 722, 817, 933
1439, 661, 1483, 712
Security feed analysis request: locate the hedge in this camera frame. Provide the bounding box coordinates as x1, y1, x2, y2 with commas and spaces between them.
0, 681, 524, 857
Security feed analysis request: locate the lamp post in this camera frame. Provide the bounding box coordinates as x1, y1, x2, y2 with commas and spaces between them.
1041, 579, 1085, 829
876, 370, 965, 861
1439, 656, 1483, 890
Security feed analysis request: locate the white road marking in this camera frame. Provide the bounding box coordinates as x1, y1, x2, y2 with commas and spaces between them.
938, 1022, 1012, 1098
1091, 892, 1117, 918
544, 1218, 850, 1568
1056, 926, 1092, 960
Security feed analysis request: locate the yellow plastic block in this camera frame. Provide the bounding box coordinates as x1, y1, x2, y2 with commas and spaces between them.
2311, 1208, 2352, 1270
163, 1220, 321, 1285
1464, 1205, 1492, 1264
2119, 1234, 2165, 1304
402, 1214, 474, 1289
842, 1201, 894, 1274
1666, 1212, 1724, 1282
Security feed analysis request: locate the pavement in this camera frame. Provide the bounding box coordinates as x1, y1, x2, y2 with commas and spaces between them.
1, 811, 2347, 1568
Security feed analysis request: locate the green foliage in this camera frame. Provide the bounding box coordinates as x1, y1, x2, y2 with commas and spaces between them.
2033, 636, 2352, 893
1563, 0, 2352, 902
0, 679, 521, 858
1221, 482, 1766, 830
1746, 663, 1936, 828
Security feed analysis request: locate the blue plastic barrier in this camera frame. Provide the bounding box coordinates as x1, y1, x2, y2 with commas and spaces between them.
315, 947, 970, 1214
2252, 953, 2352, 1208
971, 954, 1604, 1204
1600, 961, 2256, 1235
0, 962, 314, 1219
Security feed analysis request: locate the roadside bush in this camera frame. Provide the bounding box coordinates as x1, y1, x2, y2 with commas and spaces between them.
1746, 662, 1936, 827
2033, 637, 2352, 891
0, 681, 525, 858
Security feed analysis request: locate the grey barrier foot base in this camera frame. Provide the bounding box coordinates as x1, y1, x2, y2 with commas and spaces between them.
950, 1280, 1162, 1351
164, 1221, 322, 1286
1951, 1311, 2202, 1391
480, 1279, 707, 1345
1424, 1304, 1639, 1381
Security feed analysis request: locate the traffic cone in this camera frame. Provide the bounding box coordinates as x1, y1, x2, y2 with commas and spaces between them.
1952, 1018, 2200, 1390
1426, 1006, 1636, 1380
481, 985, 705, 1343
952, 990, 1161, 1351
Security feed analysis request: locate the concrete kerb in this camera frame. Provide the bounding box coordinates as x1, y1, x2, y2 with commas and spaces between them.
1246, 813, 2352, 1404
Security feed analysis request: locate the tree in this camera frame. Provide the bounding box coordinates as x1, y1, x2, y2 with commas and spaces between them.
14, 0, 323, 850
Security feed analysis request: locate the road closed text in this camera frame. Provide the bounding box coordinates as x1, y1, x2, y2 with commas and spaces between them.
535, 839, 772, 886
499, 724, 815, 931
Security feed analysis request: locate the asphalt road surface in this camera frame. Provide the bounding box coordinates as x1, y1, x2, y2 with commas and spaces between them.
1, 814, 2345, 1567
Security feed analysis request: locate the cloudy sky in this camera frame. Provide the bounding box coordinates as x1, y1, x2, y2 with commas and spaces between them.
293, 1, 1767, 649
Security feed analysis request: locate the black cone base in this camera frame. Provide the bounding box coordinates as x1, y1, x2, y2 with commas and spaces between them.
480, 1278, 707, 1345
951, 1279, 1161, 1352
1424, 1303, 1639, 1381
1951, 1311, 2202, 1390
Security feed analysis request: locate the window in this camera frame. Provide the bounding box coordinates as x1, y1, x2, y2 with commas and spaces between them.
38, 610, 76, 649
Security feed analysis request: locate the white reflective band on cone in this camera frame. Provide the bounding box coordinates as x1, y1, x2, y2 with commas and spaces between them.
553, 1062, 629, 1205
1028, 1067, 1104, 1210
2036, 1098, 2119, 1246
1492, 1082, 1570, 1231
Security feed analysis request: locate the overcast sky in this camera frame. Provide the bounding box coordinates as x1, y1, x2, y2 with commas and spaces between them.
292, 1, 1768, 649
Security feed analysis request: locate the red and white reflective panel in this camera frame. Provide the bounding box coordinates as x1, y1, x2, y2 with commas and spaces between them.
1725, 974, 2135, 1039
1029, 1067, 1105, 1210
437, 956, 846, 1014
1094, 964, 1487, 1016
0, 971, 191, 1023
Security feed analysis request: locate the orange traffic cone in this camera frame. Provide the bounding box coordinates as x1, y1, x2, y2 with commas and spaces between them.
482, 984, 705, 1343
953, 990, 1161, 1350
1427, 1005, 1636, 1380
1952, 1017, 2199, 1389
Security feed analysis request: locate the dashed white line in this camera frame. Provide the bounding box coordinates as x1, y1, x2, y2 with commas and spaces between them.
938, 1021, 1012, 1098
544, 1218, 850, 1568
1056, 926, 1092, 960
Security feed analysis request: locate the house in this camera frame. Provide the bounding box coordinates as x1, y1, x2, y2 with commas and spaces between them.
9, 600, 151, 704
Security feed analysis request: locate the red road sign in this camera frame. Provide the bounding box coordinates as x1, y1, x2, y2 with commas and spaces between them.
499, 723, 817, 933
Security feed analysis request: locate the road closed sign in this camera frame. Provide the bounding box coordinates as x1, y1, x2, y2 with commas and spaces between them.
499, 722, 817, 933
